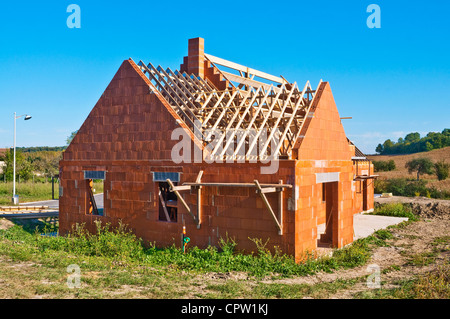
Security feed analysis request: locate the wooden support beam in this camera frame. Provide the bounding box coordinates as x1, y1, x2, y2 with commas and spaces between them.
158, 191, 171, 222
205, 53, 286, 84
195, 170, 203, 229
232, 84, 274, 158
254, 180, 282, 234
166, 179, 197, 225
278, 180, 283, 236
171, 185, 191, 192
218, 86, 263, 157
292, 80, 323, 151
271, 81, 310, 157
183, 182, 292, 189
259, 82, 297, 158
246, 84, 285, 158
220, 71, 281, 93
260, 187, 277, 193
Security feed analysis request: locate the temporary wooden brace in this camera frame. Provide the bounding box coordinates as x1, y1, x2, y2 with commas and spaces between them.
180, 179, 290, 235
254, 180, 284, 235
166, 178, 197, 225
166, 170, 204, 228
158, 190, 171, 222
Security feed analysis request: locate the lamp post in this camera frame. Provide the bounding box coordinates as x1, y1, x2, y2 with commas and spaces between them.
12, 112, 32, 204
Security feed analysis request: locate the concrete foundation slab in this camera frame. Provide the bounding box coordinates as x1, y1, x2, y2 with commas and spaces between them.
352, 214, 408, 240
318, 213, 408, 241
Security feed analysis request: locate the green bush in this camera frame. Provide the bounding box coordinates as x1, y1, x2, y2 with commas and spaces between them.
374, 178, 449, 199
371, 202, 419, 221
373, 160, 396, 172
36, 221, 145, 261
435, 160, 449, 181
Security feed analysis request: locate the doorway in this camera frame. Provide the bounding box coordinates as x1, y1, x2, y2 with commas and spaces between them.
319, 182, 338, 247
363, 180, 368, 211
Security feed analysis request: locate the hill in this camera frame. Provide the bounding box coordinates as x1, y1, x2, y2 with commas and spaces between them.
375, 129, 450, 155
368, 146, 450, 191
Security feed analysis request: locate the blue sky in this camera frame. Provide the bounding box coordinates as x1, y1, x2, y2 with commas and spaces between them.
0, 0, 449, 154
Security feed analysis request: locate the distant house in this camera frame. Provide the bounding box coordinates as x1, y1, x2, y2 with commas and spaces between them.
0, 148, 7, 174
59, 38, 375, 261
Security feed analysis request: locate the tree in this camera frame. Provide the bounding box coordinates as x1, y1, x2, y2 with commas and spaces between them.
382, 139, 394, 154
405, 132, 420, 143
434, 160, 449, 181
405, 157, 434, 181
375, 143, 384, 154
28, 151, 62, 178
373, 160, 396, 172
2, 149, 33, 182
66, 130, 79, 145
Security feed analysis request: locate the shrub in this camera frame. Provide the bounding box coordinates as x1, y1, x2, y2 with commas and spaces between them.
373, 160, 396, 172
36, 221, 146, 261
435, 160, 449, 181
374, 179, 388, 194
372, 202, 419, 221
374, 178, 448, 199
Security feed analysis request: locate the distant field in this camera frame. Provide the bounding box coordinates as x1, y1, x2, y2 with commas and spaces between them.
368, 146, 450, 191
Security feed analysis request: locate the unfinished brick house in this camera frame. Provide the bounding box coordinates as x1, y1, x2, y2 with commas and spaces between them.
59, 38, 375, 261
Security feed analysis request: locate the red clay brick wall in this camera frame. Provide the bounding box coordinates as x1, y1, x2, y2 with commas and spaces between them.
63, 60, 184, 163
60, 58, 298, 256
351, 161, 375, 213
60, 160, 298, 255
294, 82, 356, 260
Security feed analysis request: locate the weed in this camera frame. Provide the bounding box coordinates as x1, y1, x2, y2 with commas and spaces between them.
374, 229, 393, 241
370, 203, 419, 221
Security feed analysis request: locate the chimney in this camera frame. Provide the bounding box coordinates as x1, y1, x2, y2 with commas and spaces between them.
187, 37, 204, 78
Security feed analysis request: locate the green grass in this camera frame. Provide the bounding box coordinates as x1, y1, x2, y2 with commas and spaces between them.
0, 213, 425, 298
0, 219, 388, 281
355, 264, 450, 299
0, 182, 58, 205
369, 202, 419, 221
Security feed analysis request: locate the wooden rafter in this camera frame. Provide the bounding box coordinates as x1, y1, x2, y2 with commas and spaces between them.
137, 56, 319, 161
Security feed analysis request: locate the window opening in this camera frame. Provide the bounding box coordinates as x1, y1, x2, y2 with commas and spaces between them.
158, 182, 177, 222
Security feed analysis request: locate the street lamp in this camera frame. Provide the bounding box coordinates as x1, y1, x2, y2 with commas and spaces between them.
12, 112, 32, 204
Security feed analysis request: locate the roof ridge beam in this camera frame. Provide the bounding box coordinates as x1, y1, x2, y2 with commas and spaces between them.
205, 53, 287, 84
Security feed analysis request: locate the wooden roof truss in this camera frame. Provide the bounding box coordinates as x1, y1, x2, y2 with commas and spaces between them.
137, 56, 320, 161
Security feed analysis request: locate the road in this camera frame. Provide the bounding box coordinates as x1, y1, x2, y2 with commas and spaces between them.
19, 193, 104, 209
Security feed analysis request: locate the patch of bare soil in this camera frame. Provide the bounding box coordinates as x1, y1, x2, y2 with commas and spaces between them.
0, 218, 15, 230
375, 196, 450, 219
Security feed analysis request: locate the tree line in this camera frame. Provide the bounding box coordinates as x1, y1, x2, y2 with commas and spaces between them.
376, 129, 450, 155
0, 131, 78, 182
0, 149, 62, 182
